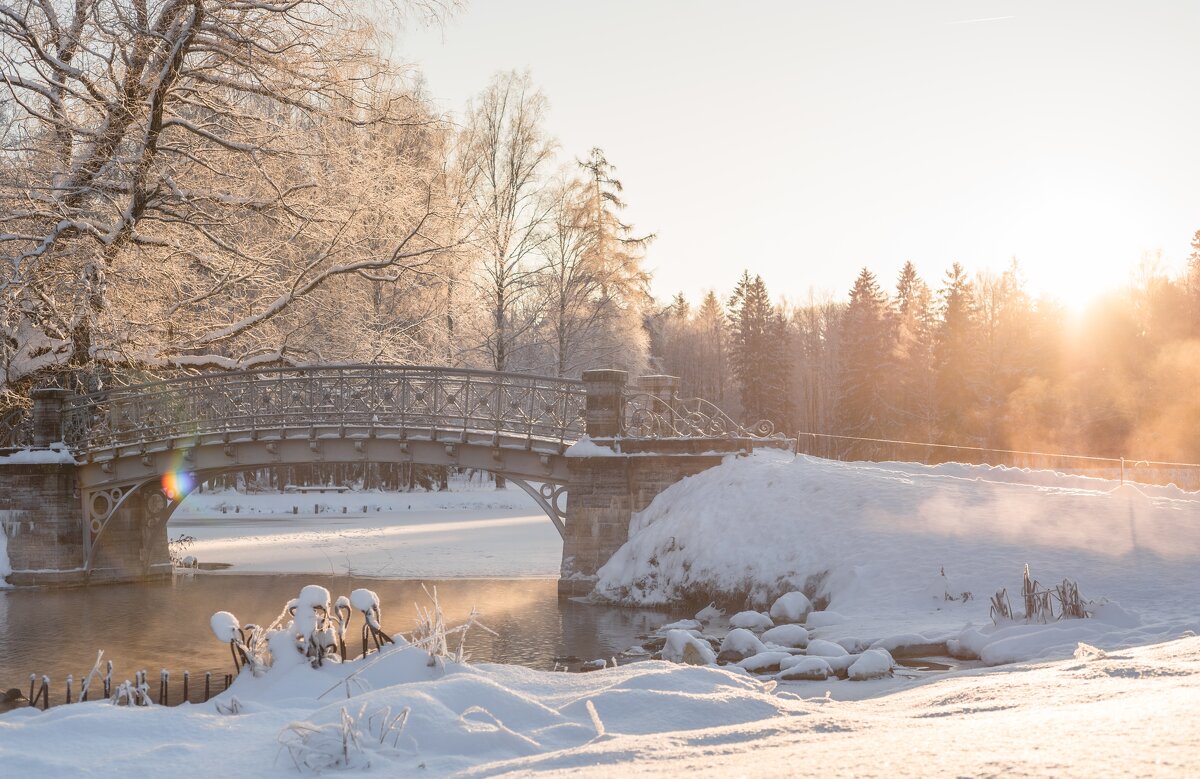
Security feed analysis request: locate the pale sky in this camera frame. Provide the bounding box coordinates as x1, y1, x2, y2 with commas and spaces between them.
399, 1, 1200, 308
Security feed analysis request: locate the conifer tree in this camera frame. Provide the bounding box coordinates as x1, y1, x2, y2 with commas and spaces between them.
728, 272, 781, 427
892, 262, 937, 442
934, 262, 980, 444
837, 268, 893, 453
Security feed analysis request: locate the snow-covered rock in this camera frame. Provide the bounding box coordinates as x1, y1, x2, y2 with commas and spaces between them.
729, 611, 774, 632
738, 651, 793, 673
662, 630, 717, 665
769, 591, 813, 623
718, 628, 768, 661
778, 656, 834, 681
761, 624, 809, 649
805, 639, 850, 658
848, 649, 895, 680
695, 603, 725, 623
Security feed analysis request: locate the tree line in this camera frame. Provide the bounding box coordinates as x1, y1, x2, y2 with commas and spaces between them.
650, 234, 1200, 465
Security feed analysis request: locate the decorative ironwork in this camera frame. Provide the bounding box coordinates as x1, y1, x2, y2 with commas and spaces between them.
58, 365, 587, 454
623, 391, 776, 439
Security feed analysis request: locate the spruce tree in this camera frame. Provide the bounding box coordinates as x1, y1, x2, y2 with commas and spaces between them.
837, 268, 893, 452
727, 272, 781, 427
934, 262, 980, 444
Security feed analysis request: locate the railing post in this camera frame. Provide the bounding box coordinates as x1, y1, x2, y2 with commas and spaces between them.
31, 388, 73, 446
637, 375, 681, 411
582, 369, 627, 438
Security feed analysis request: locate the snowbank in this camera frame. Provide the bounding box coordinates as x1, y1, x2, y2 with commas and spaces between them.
4, 634, 1198, 776
594, 451, 1200, 664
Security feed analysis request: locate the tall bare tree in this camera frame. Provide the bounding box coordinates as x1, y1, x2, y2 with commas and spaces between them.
456, 70, 555, 372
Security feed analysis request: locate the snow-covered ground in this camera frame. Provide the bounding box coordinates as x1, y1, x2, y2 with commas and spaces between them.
172, 486, 561, 578
3, 453, 1198, 776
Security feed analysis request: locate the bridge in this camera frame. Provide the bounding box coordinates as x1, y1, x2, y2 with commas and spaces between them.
0, 366, 779, 593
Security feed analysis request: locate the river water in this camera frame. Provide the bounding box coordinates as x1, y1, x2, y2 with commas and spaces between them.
0, 574, 674, 705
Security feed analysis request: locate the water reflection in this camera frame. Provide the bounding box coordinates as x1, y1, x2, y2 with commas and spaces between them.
0, 574, 674, 697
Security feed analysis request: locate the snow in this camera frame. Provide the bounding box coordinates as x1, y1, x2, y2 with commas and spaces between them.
777, 655, 835, 680
563, 437, 619, 457
768, 591, 812, 623
761, 624, 808, 648
728, 610, 774, 631
718, 628, 767, 659
170, 485, 560, 577
0, 444, 76, 464
806, 638, 850, 658
660, 630, 716, 665
350, 588, 381, 614
4, 452, 1200, 774
847, 648, 895, 680
594, 451, 1200, 667
210, 611, 241, 642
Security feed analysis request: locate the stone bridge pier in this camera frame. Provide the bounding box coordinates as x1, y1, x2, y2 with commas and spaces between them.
558, 371, 750, 598
0, 390, 171, 586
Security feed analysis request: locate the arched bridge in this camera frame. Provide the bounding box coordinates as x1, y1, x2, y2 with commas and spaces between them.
1, 365, 778, 588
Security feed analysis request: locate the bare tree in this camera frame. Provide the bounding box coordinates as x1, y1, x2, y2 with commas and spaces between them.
455, 70, 555, 372
0, 0, 457, 408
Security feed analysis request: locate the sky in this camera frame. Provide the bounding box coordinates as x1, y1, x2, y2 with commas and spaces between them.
398, 1, 1200, 309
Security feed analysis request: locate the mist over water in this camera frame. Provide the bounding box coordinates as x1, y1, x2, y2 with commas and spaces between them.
0, 575, 671, 701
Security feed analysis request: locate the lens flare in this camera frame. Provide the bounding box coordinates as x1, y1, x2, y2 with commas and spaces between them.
161, 451, 196, 501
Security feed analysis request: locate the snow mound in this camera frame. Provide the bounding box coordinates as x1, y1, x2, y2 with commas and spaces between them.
761, 624, 809, 649
592, 451, 1200, 665
729, 611, 774, 631
778, 655, 834, 680
769, 591, 812, 623
662, 630, 717, 665
719, 628, 768, 660
806, 639, 850, 658
848, 649, 895, 680
738, 651, 793, 672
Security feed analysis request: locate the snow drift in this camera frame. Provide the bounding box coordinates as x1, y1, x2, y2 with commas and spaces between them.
593, 451, 1200, 661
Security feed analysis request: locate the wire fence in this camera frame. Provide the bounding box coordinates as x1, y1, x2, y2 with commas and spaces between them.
791, 431, 1200, 492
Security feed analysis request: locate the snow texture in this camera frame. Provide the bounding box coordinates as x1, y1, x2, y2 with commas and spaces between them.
761, 624, 809, 648
594, 451, 1200, 666
728, 610, 774, 631
661, 630, 717, 665
768, 591, 813, 623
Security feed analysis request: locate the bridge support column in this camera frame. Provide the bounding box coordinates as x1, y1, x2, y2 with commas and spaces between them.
559, 437, 750, 598
0, 460, 86, 585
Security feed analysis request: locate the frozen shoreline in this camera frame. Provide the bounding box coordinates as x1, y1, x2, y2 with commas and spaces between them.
171, 485, 563, 579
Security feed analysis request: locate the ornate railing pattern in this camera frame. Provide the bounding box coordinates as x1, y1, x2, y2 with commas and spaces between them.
622, 391, 775, 439
57, 365, 587, 452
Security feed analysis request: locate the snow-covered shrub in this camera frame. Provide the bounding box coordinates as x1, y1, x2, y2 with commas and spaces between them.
277, 703, 410, 772
168, 533, 196, 567
406, 585, 494, 666
768, 592, 812, 624
990, 566, 1090, 625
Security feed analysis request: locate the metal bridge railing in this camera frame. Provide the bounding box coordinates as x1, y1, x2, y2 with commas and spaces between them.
56, 365, 587, 453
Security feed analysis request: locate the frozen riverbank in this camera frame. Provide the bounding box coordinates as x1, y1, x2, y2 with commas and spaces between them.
171, 486, 561, 578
